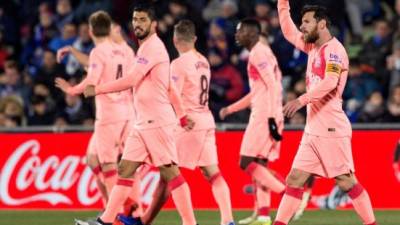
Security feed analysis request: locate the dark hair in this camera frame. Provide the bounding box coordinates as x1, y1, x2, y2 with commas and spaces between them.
88, 11, 111, 37
301, 5, 331, 28
133, 3, 156, 21
174, 19, 196, 42
240, 18, 261, 34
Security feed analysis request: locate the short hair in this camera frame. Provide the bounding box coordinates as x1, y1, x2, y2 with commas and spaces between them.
88, 10, 111, 37
133, 3, 156, 21
301, 5, 331, 28
174, 19, 196, 42
240, 18, 261, 34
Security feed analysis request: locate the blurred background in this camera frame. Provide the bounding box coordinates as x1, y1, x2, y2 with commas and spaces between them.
0, 0, 400, 128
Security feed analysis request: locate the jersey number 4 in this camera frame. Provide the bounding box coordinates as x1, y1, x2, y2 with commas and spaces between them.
116, 64, 123, 79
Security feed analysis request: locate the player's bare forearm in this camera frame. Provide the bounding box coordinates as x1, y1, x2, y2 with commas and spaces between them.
227, 93, 252, 114
278, 0, 306, 52
70, 47, 89, 67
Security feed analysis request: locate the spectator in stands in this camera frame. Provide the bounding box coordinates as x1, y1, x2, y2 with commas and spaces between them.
288, 112, 306, 125
57, 94, 93, 125
0, 95, 25, 127
27, 95, 55, 125
344, 59, 381, 105
73, 0, 112, 22
386, 85, 400, 122
207, 18, 237, 63
254, 0, 271, 33
387, 40, 400, 91
220, 0, 239, 37
157, 0, 205, 59
359, 19, 392, 83
34, 49, 66, 100
345, 0, 374, 44
208, 48, 244, 121
0, 60, 30, 103
48, 23, 77, 52
358, 91, 387, 122
0, 28, 11, 70
391, 0, 400, 40
64, 22, 93, 76
54, 0, 74, 33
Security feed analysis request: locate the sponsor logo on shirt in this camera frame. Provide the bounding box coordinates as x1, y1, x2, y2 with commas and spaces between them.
137, 57, 149, 65
90, 63, 97, 69
329, 53, 342, 63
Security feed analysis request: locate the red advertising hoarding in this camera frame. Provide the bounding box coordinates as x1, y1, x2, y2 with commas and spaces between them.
0, 130, 399, 209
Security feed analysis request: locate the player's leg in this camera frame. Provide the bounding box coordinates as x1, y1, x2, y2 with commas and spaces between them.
87, 134, 109, 207
239, 121, 285, 194
293, 176, 314, 220
335, 174, 377, 225
95, 128, 150, 225
273, 169, 311, 225
138, 178, 169, 224
200, 165, 234, 225
159, 165, 197, 225
97, 160, 142, 225
239, 156, 285, 194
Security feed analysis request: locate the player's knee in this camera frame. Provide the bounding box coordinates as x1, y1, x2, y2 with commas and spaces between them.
86, 154, 99, 170
335, 175, 355, 192
117, 161, 134, 178
200, 166, 219, 179
286, 171, 305, 187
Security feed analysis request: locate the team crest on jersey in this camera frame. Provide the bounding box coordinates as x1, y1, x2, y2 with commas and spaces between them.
171, 75, 179, 82
137, 57, 148, 65
314, 57, 321, 68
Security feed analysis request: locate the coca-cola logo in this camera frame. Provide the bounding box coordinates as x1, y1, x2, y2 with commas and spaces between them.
0, 139, 160, 208
0, 140, 99, 206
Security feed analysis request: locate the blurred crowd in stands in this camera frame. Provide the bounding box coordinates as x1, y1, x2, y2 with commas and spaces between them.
1, 0, 400, 128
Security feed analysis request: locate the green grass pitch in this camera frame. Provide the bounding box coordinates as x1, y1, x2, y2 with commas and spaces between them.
0, 210, 399, 225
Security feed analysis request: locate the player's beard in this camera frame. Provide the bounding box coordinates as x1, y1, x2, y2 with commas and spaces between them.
135, 26, 151, 40
304, 26, 319, 43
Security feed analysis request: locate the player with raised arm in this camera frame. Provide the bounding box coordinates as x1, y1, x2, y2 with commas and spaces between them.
273, 1, 378, 225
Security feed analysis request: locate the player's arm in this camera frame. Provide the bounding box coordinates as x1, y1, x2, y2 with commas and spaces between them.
91, 55, 164, 96
57, 46, 90, 67
253, 51, 277, 119
219, 93, 251, 120
277, 0, 311, 53
284, 50, 342, 118
253, 55, 282, 141
55, 51, 103, 95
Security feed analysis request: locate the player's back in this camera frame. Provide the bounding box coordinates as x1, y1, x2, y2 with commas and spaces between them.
90, 40, 134, 124
171, 50, 215, 130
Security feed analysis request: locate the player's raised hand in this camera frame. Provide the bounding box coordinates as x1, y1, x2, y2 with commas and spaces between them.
283, 99, 303, 118
180, 115, 195, 131
84, 85, 96, 98
55, 77, 71, 94
219, 107, 230, 120
56, 46, 71, 63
